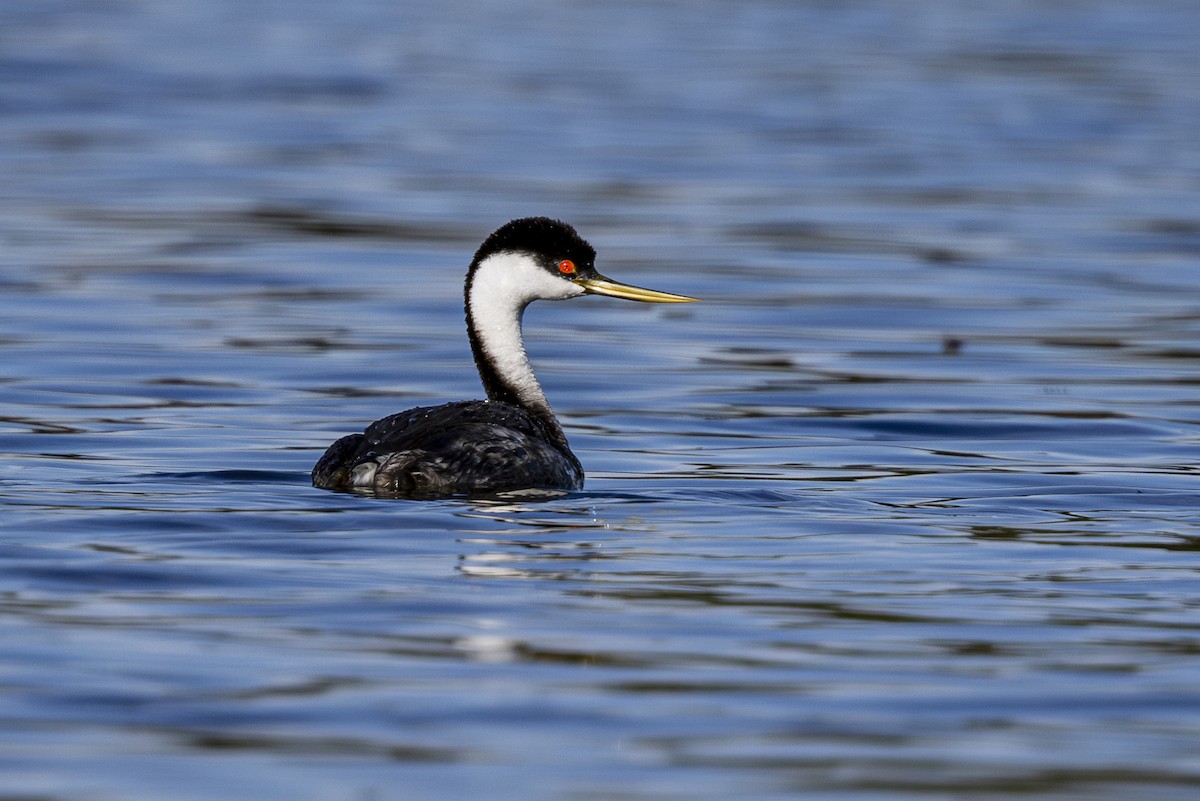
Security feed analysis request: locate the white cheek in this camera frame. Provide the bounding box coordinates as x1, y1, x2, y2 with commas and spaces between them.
539, 271, 586, 302
473, 252, 584, 305
468, 251, 579, 414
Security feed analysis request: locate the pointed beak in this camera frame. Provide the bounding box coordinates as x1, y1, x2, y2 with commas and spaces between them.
572, 275, 699, 303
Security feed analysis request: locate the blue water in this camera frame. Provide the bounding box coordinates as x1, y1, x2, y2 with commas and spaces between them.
3, 1, 1200, 799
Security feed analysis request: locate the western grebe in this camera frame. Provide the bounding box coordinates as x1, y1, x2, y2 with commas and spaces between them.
312, 217, 697, 497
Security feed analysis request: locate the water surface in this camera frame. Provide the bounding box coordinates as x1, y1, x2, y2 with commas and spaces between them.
2, 1, 1200, 799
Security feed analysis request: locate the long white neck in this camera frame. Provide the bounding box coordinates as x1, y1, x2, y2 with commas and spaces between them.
465, 251, 584, 445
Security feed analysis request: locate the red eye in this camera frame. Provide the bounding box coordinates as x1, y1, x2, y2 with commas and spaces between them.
558, 259, 576, 274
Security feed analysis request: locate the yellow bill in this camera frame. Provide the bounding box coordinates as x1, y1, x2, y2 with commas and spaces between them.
573, 276, 699, 304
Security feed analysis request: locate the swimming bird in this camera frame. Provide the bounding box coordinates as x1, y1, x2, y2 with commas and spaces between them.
312, 217, 697, 498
